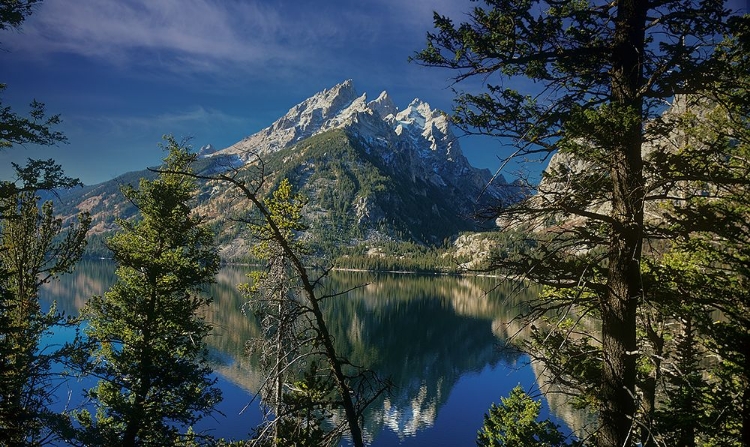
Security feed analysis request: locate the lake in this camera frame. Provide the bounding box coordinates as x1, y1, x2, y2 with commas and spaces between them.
40, 259, 570, 445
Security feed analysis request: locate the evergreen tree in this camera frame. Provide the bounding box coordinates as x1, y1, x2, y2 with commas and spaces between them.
0, 186, 89, 445
0, 0, 42, 35
414, 1, 737, 446
75, 137, 221, 446
642, 17, 750, 444
1, 3, 85, 442
477, 385, 573, 447
239, 178, 375, 447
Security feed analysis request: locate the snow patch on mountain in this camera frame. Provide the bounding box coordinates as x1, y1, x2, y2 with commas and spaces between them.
197, 144, 218, 157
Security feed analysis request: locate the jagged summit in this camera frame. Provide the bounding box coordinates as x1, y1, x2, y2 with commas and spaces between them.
216, 80, 364, 157
218, 80, 358, 156
214, 80, 461, 158
367, 90, 397, 118
212, 80, 503, 197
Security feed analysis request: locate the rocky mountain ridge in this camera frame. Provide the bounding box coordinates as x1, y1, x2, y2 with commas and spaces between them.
61, 81, 522, 260
211, 80, 511, 202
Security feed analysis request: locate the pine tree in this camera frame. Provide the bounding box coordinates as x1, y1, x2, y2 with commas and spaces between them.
240, 178, 372, 447
477, 385, 573, 447
75, 137, 220, 446
0, 187, 89, 445
1, 3, 85, 441
414, 1, 737, 446
644, 17, 750, 443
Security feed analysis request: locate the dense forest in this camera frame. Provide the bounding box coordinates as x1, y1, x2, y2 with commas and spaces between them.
2, 0, 750, 446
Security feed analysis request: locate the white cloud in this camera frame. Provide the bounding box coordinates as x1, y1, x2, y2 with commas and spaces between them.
7, 0, 476, 78
8, 0, 317, 74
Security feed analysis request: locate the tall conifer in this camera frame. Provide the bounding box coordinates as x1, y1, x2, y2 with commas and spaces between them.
415, 1, 736, 445
77, 137, 220, 446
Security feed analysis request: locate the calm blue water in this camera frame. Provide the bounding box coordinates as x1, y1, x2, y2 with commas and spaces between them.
39, 261, 566, 445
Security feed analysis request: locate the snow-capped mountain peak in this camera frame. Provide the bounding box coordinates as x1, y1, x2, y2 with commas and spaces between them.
215, 80, 453, 160
395, 99, 433, 126
218, 80, 363, 157
288, 78, 360, 120
367, 91, 398, 119
213, 80, 509, 200
61, 80, 522, 258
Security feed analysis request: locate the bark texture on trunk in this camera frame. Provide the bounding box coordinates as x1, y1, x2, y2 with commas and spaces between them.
600, 1, 647, 446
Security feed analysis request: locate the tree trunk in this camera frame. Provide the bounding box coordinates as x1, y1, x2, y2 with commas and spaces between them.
677, 317, 697, 447
600, 1, 647, 446
273, 293, 285, 442
122, 283, 158, 447
122, 418, 139, 447
276, 231, 364, 446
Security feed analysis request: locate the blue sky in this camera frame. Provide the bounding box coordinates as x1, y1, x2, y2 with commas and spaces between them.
0, 0, 519, 185
2, 0, 747, 186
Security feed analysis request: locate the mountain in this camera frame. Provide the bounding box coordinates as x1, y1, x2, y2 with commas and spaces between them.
59, 81, 522, 260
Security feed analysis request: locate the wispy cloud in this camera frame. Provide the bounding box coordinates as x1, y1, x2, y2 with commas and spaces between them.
7, 0, 470, 79
8, 0, 324, 75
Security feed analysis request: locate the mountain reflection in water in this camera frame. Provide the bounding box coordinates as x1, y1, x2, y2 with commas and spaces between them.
41, 259, 567, 445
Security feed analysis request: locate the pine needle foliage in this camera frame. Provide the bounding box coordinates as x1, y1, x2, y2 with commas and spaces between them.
74, 136, 221, 446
